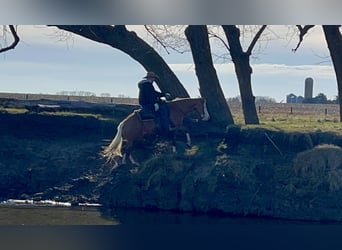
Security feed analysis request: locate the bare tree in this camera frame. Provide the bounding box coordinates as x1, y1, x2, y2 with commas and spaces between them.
55, 25, 190, 99
294, 25, 342, 122
222, 25, 267, 124
145, 25, 270, 125
292, 25, 315, 52
323, 25, 342, 122
185, 25, 234, 126
2, 25, 268, 126
56, 25, 236, 126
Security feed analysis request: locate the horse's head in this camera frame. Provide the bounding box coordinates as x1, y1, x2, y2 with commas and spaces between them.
188, 98, 210, 121
197, 98, 210, 121
168, 97, 210, 123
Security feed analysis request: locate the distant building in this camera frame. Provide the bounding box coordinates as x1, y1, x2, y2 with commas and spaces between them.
286, 93, 304, 103
286, 77, 314, 103
287, 93, 296, 103
297, 96, 304, 103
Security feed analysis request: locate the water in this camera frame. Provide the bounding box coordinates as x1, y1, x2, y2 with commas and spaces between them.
0, 199, 117, 225
0, 206, 119, 225
1, 201, 342, 249
0, 198, 341, 226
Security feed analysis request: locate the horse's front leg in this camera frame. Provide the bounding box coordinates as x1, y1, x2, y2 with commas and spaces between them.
181, 117, 193, 148
186, 132, 192, 148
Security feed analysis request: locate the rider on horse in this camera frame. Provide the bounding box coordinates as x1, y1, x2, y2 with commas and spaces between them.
138, 71, 173, 134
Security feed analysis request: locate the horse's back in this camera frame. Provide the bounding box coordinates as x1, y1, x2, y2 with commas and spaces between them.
122, 110, 156, 138
122, 111, 140, 131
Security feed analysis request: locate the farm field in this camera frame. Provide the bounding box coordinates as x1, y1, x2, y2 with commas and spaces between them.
228, 102, 341, 133
0, 92, 341, 133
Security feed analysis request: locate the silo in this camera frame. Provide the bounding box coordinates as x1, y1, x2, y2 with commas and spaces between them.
304, 77, 313, 99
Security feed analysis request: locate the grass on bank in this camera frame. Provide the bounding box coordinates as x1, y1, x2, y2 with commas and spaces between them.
232, 112, 342, 134
0, 107, 28, 114
0, 106, 119, 122
1, 105, 341, 134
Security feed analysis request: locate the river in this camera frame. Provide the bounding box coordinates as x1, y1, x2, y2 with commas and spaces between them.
0, 199, 323, 225
3, 198, 342, 226
1, 201, 342, 250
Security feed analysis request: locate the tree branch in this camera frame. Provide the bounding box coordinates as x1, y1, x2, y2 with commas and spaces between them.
54, 25, 190, 97
0, 25, 20, 53
208, 30, 231, 52
144, 25, 170, 54
144, 25, 187, 54
246, 25, 267, 55
292, 25, 315, 52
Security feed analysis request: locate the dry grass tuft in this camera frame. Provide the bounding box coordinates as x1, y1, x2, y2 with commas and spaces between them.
293, 144, 342, 191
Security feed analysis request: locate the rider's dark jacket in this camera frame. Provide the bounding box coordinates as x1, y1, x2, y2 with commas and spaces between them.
138, 78, 171, 132
138, 79, 165, 107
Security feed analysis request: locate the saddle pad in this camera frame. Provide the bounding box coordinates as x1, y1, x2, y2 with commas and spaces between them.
136, 109, 156, 121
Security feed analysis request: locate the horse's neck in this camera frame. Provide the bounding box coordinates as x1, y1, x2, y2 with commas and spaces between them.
175, 99, 199, 114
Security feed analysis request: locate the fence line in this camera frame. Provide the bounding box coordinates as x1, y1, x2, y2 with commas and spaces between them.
0, 92, 138, 105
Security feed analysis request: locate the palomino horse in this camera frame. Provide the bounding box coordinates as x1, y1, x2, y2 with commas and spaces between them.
102, 97, 210, 167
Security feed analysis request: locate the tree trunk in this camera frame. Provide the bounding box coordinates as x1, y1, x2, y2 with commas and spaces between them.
222, 25, 259, 125
55, 25, 189, 98
185, 25, 234, 127
323, 25, 342, 122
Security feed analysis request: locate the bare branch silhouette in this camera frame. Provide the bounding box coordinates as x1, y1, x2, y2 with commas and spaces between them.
292, 25, 315, 52
0, 25, 20, 53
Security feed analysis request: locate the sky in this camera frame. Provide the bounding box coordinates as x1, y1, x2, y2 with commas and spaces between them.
0, 25, 339, 102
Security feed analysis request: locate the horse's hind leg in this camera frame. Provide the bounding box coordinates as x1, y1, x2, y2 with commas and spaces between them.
169, 131, 177, 153
122, 153, 127, 165
122, 152, 140, 166
129, 154, 140, 166
122, 143, 140, 166
121, 140, 131, 165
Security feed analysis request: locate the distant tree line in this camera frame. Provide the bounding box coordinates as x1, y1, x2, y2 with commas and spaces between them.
302, 93, 339, 104
56, 91, 111, 97
228, 96, 277, 104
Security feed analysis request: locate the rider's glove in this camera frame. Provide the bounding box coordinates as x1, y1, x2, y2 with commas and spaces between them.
165, 93, 171, 99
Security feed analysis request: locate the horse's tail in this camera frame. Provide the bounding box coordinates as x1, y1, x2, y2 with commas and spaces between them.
102, 121, 124, 163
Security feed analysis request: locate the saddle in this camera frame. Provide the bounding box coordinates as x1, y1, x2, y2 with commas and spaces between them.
136, 107, 156, 121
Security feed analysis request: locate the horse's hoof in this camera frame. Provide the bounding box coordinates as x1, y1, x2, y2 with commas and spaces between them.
186, 144, 192, 149
129, 167, 139, 174
133, 162, 141, 166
